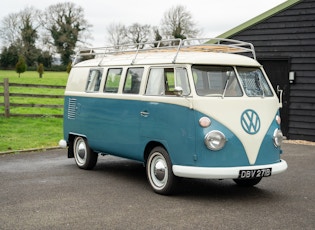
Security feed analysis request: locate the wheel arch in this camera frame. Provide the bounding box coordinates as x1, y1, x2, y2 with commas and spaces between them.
67, 133, 87, 158
144, 141, 169, 163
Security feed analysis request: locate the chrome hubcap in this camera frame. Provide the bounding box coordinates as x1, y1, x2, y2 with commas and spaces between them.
150, 153, 168, 188
78, 142, 86, 159
74, 137, 87, 166
154, 160, 166, 181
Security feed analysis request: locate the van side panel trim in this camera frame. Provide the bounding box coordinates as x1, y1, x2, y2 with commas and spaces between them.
172, 160, 287, 179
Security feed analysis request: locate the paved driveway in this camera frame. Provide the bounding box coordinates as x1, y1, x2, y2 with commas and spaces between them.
0, 143, 314, 229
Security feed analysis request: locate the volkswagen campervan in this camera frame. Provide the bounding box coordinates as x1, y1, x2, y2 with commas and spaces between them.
60, 38, 287, 194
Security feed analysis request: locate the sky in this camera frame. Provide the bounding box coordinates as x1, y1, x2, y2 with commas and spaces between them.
1, 0, 287, 47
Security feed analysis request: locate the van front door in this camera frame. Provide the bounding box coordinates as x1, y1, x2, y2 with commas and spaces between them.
140, 67, 195, 165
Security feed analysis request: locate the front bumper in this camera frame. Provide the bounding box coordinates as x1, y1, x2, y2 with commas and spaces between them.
172, 160, 287, 179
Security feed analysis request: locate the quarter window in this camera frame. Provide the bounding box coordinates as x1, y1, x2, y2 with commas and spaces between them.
86, 69, 103, 92
104, 68, 122, 93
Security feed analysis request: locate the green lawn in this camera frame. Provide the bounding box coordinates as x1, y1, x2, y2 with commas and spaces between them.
0, 70, 68, 152
0, 70, 68, 85
0, 117, 63, 152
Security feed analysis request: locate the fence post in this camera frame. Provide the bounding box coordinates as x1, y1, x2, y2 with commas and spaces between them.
4, 78, 10, 118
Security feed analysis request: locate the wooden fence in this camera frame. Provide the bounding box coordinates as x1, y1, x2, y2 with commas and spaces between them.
0, 78, 65, 118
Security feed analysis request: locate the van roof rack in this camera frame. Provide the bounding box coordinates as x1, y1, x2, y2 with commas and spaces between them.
73, 38, 256, 66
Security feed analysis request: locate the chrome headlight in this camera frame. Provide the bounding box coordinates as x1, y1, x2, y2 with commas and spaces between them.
204, 131, 226, 151
273, 128, 283, 147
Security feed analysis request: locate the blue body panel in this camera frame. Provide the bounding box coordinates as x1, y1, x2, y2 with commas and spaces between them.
256, 115, 282, 165
64, 96, 143, 161
63, 96, 282, 167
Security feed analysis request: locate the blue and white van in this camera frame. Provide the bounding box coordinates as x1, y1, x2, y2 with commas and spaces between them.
60, 38, 287, 194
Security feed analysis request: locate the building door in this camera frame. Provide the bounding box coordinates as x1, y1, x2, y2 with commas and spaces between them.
259, 59, 290, 138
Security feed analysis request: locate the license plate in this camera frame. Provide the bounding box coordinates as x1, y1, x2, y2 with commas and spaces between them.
238, 168, 272, 179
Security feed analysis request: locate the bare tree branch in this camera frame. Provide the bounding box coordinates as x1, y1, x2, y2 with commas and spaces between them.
106, 22, 128, 48
161, 5, 200, 39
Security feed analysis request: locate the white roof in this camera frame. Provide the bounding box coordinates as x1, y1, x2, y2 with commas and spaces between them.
74, 51, 260, 67
73, 38, 260, 68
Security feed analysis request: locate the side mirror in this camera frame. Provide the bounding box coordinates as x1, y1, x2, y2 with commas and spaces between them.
174, 86, 183, 96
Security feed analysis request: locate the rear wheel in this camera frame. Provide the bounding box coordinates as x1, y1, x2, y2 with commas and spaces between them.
73, 136, 98, 170
146, 146, 177, 195
233, 177, 262, 187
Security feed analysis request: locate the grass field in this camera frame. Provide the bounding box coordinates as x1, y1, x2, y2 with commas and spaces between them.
0, 70, 68, 152
0, 117, 63, 152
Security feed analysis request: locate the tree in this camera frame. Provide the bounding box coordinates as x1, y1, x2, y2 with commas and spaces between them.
125, 23, 151, 48
66, 62, 72, 74
153, 26, 163, 47
161, 5, 200, 39
37, 50, 53, 68
19, 7, 41, 66
106, 22, 128, 48
0, 45, 19, 68
37, 63, 44, 78
0, 12, 20, 47
106, 23, 153, 48
15, 55, 27, 78
0, 7, 42, 67
43, 2, 92, 65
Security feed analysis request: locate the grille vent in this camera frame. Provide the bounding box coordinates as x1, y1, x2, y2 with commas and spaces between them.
67, 98, 77, 120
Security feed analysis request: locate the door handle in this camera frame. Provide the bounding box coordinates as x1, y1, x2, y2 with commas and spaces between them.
140, 111, 149, 117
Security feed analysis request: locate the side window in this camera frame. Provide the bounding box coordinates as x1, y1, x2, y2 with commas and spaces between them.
164, 68, 175, 94
237, 67, 273, 97
175, 67, 190, 95
123, 67, 144, 94
146, 67, 190, 96
104, 68, 122, 93
86, 69, 103, 92
146, 68, 165, 95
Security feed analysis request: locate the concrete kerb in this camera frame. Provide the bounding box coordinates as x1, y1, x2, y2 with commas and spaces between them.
0, 146, 63, 155
283, 140, 315, 146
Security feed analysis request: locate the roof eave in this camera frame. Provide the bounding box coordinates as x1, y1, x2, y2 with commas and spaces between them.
216, 0, 302, 39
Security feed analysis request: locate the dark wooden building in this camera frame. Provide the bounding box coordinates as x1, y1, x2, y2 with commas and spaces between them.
218, 0, 315, 141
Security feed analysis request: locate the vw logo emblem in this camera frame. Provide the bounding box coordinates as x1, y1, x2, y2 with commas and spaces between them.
241, 109, 260, 134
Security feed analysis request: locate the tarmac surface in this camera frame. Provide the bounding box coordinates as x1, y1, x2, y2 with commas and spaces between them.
0, 143, 314, 229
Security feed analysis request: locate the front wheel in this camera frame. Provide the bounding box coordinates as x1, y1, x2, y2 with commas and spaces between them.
233, 177, 262, 187
146, 146, 177, 195
73, 136, 98, 170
